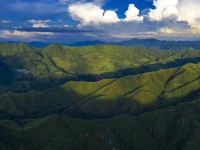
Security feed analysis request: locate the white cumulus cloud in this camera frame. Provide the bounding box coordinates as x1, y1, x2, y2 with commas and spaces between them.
149, 0, 200, 32
68, 3, 119, 26
178, 0, 200, 28
68, 2, 143, 26
124, 4, 144, 22
148, 0, 179, 21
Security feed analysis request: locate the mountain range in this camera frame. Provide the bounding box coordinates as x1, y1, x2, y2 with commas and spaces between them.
9, 38, 200, 50
0, 43, 199, 149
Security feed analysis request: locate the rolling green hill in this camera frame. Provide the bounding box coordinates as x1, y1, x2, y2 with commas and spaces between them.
1, 43, 200, 78
0, 43, 199, 150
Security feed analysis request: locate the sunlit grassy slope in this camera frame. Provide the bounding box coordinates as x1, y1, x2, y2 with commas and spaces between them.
0, 43, 199, 92
0, 63, 199, 119
0, 43, 200, 78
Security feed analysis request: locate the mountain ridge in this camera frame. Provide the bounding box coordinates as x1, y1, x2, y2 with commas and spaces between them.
2, 38, 200, 50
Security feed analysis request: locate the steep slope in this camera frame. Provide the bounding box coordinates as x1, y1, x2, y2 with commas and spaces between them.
0, 43, 199, 94
62, 63, 200, 116
0, 63, 199, 119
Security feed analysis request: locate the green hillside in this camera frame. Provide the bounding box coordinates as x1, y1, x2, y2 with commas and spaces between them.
0, 43, 199, 150
0, 43, 199, 92
1, 43, 200, 79
1, 97, 200, 150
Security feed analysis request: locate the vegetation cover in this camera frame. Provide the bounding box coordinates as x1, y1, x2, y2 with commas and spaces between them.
0, 43, 199, 150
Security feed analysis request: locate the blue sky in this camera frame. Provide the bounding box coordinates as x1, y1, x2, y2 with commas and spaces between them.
0, 0, 200, 42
